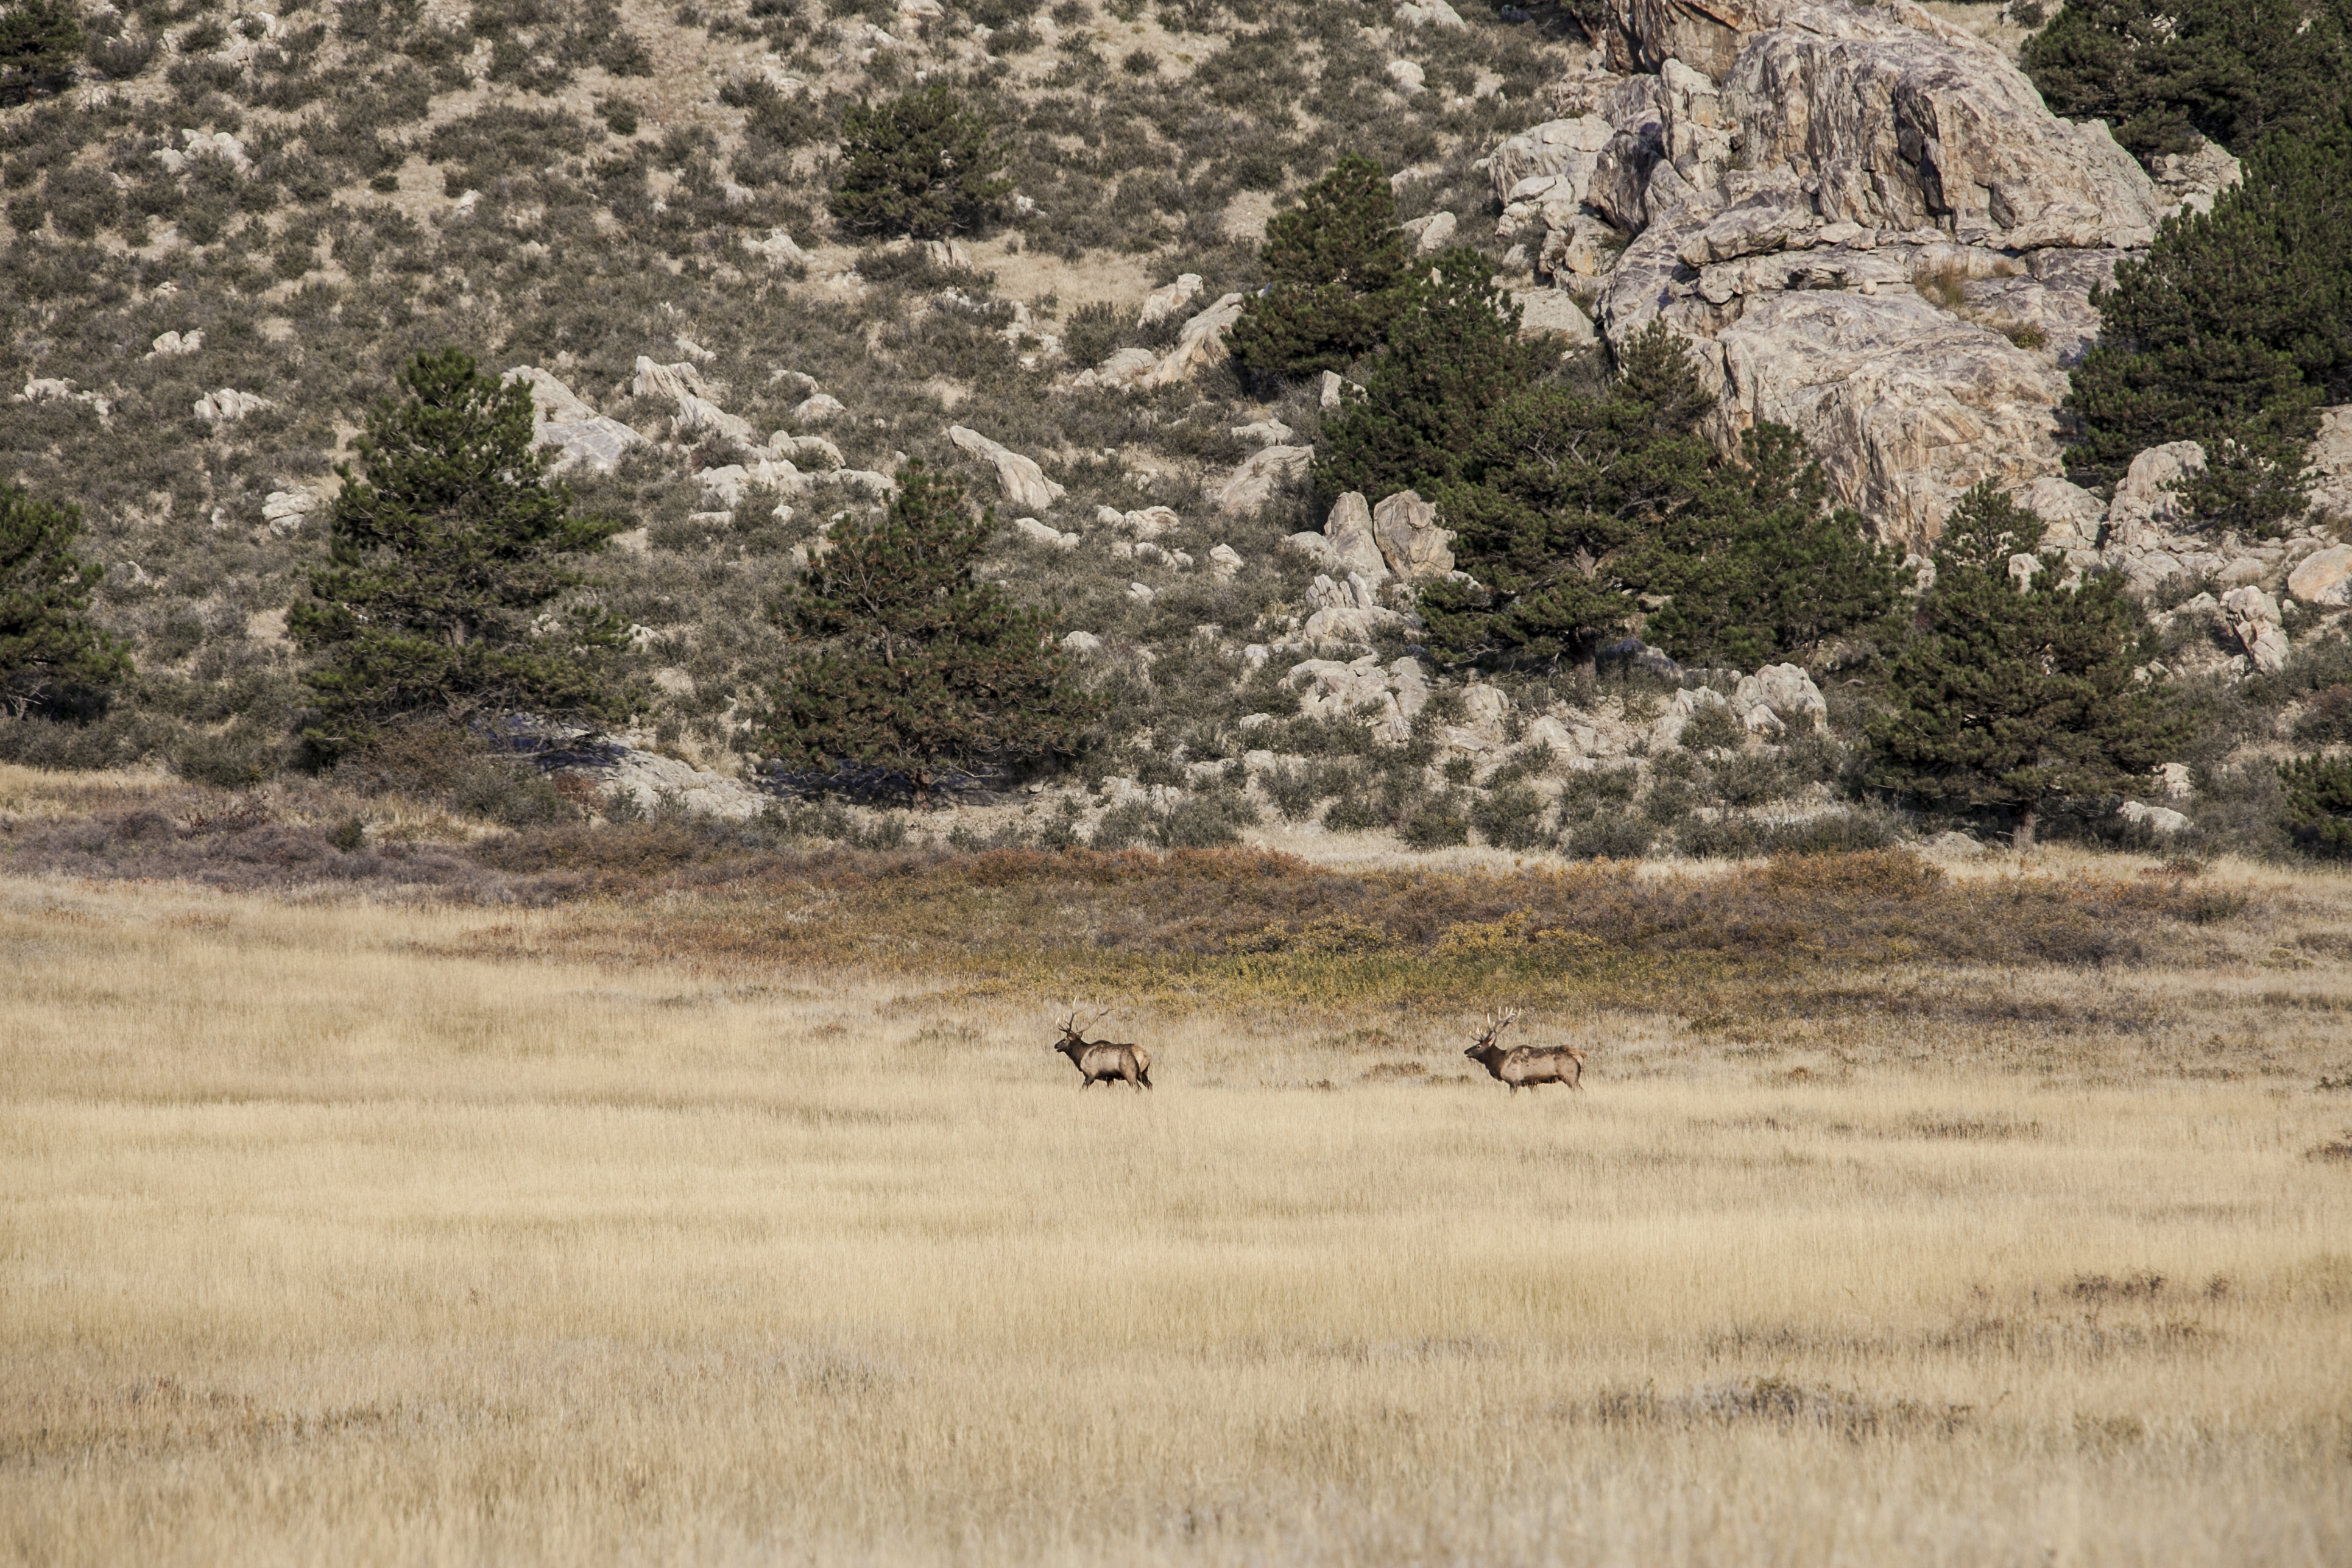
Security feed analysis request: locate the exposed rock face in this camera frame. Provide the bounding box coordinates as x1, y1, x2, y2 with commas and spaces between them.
2289, 543, 2352, 607
1702, 289, 2071, 541
261, 489, 316, 537
2309, 407, 2352, 525
1371, 490, 1455, 581
947, 425, 1065, 512
193, 388, 272, 423
2221, 586, 2289, 674
1733, 663, 1828, 732
1516, 288, 1597, 343
1319, 492, 1393, 584
1529, 0, 2167, 544
1304, 572, 1408, 647
790, 392, 846, 424
1288, 654, 1431, 742
1138, 273, 1204, 326
1218, 445, 1313, 514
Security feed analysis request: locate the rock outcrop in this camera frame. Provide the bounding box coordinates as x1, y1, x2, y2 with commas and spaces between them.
947, 425, 1065, 512
1371, 490, 1456, 582
1505, 0, 2175, 545
1218, 445, 1313, 514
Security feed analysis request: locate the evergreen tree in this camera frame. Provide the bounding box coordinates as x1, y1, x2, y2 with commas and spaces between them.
1226, 155, 1412, 385
1422, 322, 1898, 674
1640, 423, 1904, 669
829, 83, 1010, 240
2278, 754, 2352, 858
0, 1, 80, 104
1317, 247, 1545, 500
1867, 484, 2188, 850
763, 464, 1101, 800
0, 485, 130, 719
2021, 0, 2352, 168
2064, 104, 2352, 531
289, 348, 630, 757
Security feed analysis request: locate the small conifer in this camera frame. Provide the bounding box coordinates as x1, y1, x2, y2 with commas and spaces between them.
829, 83, 1011, 241
289, 349, 630, 757
763, 465, 1101, 800
1867, 484, 2188, 850
0, 485, 130, 719
1317, 247, 1545, 500
1227, 155, 1412, 384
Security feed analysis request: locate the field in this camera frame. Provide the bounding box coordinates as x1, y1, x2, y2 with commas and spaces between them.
4, 855, 2352, 1566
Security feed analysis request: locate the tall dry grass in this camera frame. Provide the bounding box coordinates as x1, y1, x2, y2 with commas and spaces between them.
3, 877, 2349, 1566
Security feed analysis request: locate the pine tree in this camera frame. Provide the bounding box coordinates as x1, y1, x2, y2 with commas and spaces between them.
1640, 423, 1904, 669
0, 485, 130, 719
288, 348, 630, 757
1226, 155, 1412, 385
1422, 322, 1898, 674
1867, 484, 2189, 850
763, 464, 1101, 801
0, 1, 81, 104
2063, 103, 2352, 531
1317, 247, 1545, 500
2022, 0, 2352, 168
829, 83, 1010, 241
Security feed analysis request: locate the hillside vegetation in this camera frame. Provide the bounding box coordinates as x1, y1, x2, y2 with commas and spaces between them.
1, 0, 2350, 866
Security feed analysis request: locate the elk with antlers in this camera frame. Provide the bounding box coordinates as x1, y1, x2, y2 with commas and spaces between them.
1052, 1009, 1153, 1091
1463, 1008, 1584, 1094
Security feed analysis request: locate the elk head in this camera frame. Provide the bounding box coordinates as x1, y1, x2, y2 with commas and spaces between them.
1054, 1007, 1111, 1053
1463, 1007, 1520, 1061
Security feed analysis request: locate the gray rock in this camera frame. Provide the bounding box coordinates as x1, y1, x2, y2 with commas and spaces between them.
1218, 445, 1314, 514
1372, 490, 1456, 581
1486, 115, 1616, 207
1515, 288, 1597, 344
948, 425, 1065, 512
1322, 492, 1394, 584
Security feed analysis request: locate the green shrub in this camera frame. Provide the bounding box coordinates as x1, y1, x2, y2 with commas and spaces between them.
1227, 154, 1411, 385
1473, 783, 1550, 849
1565, 811, 1652, 860
830, 82, 1010, 240
1400, 793, 1471, 850
2279, 754, 2352, 857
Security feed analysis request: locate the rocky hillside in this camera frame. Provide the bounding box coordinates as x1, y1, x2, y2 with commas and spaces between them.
2, 0, 2347, 858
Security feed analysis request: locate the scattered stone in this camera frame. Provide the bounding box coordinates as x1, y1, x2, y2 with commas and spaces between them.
740, 228, 808, 267
261, 490, 316, 537
1403, 210, 1457, 253
1218, 445, 1314, 514
2220, 585, 2289, 674
948, 425, 1065, 512
1320, 370, 1346, 408
1395, 0, 1467, 27
1142, 292, 1248, 387
2118, 799, 2192, 835
2289, 543, 2352, 607
1208, 543, 1243, 581
791, 392, 846, 424
1387, 59, 1425, 96
1514, 288, 1597, 344
1061, 630, 1103, 654
1231, 418, 1296, 446
1014, 516, 1079, 549
192, 388, 272, 423
146, 330, 202, 359
1138, 274, 1206, 327
1127, 582, 1156, 604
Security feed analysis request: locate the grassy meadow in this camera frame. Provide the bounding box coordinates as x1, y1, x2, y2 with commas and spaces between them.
4, 854, 2351, 1566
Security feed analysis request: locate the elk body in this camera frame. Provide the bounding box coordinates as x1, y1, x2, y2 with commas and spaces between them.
1053, 1011, 1153, 1091
1463, 1008, 1584, 1093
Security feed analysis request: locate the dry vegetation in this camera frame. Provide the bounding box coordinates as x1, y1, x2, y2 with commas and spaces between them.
5, 816, 2352, 1564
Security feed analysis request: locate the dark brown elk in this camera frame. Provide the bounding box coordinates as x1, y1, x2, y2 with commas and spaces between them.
1463, 1008, 1584, 1093
1053, 1010, 1153, 1091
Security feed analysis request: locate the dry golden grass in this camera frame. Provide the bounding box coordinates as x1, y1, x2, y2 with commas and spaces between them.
4, 875, 2350, 1566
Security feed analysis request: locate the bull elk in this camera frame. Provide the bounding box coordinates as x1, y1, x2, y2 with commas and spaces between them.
1053, 1009, 1153, 1091
1463, 1008, 1585, 1093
